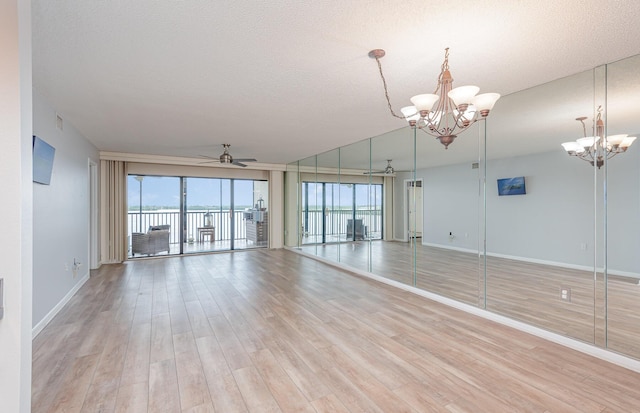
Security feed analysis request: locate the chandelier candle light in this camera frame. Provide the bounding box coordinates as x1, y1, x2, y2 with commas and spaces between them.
369, 48, 501, 149
561, 106, 636, 169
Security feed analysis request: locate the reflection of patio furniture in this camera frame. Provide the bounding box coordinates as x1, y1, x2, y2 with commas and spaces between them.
198, 226, 215, 242
132, 227, 170, 255
346, 219, 367, 240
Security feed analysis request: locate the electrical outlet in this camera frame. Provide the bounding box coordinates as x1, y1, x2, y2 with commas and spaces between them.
561, 287, 571, 302
580, 243, 587, 251
449, 232, 455, 242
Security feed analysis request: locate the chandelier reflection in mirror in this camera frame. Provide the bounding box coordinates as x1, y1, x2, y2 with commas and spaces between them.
369, 48, 501, 149
561, 106, 636, 169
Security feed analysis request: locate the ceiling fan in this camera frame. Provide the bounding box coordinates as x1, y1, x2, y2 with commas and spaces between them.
198, 144, 257, 167
365, 159, 409, 175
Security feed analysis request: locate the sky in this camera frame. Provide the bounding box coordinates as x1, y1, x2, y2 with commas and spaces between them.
304, 182, 383, 208
127, 176, 383, 210
127, 176, 259, 209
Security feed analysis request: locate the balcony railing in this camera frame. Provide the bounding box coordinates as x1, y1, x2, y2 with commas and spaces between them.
302, 209, 382, 241
128, 208, 382, 246
128, 210, 247, 244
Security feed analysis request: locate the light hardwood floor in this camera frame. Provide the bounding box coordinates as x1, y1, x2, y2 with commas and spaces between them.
33, 249, 640, 412
303, 241, 640, 360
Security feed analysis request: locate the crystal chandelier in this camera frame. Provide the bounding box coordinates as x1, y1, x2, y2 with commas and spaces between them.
561, 106, 636, 169
369, 48, 501, 149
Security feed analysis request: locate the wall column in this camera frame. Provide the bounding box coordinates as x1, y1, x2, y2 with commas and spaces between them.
0, 0, 33, 411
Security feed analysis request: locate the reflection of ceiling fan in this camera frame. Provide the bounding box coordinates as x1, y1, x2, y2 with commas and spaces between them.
365, 159, 409, 175
198, 144, 257, 167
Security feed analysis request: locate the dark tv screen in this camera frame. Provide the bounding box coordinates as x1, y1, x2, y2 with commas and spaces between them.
497, 176, 526, 196
33, 135, 55, 185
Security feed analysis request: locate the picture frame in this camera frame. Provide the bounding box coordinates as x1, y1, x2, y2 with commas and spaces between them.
497, 176, 526, 196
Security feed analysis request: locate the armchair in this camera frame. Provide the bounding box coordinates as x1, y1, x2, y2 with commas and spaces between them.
132, 226, 170, 256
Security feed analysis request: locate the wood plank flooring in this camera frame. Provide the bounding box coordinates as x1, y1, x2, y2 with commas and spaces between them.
304, 241, 640, 360
32, 249, 640, 412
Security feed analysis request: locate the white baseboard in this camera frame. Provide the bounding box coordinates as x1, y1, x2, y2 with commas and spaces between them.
286, 247, 640, 374
32, 272, 90, 339
423, 242, 478, 254
423, 242, 640, 280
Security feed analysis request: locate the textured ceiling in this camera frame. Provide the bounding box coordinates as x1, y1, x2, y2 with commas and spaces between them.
32, 0, 640, 165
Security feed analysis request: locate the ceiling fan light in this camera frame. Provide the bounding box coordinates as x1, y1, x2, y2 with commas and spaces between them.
410, 94, 439, 112
472, 93, 501, 115
577, 136, 598, 148
620, 136, 637, 148
447, 85, 479, 106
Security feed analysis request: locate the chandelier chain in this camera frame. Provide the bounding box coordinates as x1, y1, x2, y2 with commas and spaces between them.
373, 56, 406, 120
435, 47, 450, 95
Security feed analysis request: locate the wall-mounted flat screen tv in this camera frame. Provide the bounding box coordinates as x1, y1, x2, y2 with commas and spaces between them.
33, 135, 56, 185
497, 176, 526, 196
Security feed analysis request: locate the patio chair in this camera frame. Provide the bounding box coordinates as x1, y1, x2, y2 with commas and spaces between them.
132, 226, 170, 255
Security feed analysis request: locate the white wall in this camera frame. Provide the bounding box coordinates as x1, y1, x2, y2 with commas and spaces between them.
416, 164, 481, 250
268, 170, 284, 248
419, 147, 640, 275
284, 168, 300, 247
32, 91, 99, 330
606, 143, 640, 275
485, 150, 595, 266
0, 1, 32, 411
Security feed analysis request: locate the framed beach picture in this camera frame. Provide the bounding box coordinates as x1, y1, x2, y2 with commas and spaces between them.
497, 176, 526, 196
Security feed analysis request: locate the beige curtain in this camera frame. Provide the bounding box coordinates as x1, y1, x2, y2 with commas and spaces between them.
100, 160, 127, 263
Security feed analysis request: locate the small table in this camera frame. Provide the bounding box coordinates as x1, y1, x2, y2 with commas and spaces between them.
197, 226, 215, 242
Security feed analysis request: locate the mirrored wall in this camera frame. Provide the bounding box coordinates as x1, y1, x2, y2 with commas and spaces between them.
284, 53, 640, 360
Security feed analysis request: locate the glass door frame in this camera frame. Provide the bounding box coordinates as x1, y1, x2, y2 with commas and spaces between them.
128, 174, 268, 258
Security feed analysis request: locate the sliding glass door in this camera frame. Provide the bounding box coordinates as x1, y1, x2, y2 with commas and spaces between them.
128, 174, 268, 257
127, 175, 181, 257
301, 181, 383, 245
183, 177, 229, 253
235, 179, 269, 250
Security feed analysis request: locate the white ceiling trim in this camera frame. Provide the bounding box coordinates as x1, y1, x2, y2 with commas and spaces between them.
99, 151, 287, 172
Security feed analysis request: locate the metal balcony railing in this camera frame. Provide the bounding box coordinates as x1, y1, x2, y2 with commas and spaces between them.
128, 208, 381, 247
301, 209, 382, 242
128, 210, 247, 244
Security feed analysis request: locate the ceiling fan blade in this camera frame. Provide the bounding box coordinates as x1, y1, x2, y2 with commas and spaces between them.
196, 154, 221, 164
232, 158, 257, 162
364, 170, 387, 174
233, 161, 248, 167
